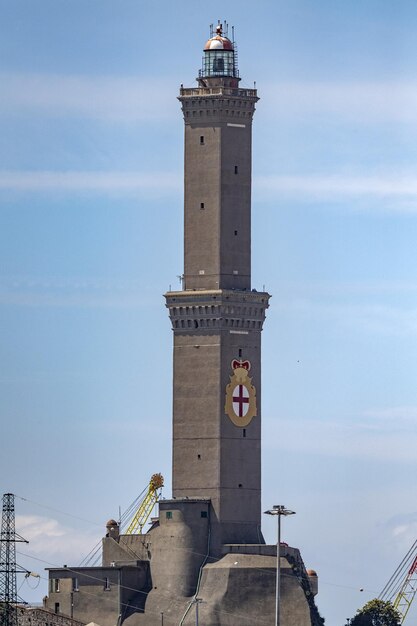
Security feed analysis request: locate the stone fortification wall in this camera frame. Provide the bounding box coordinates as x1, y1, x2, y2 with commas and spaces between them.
102, 534, 150, 566
17, 606, 85, 626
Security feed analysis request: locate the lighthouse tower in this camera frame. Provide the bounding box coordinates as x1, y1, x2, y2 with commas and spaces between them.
45, 24, 321, 626
165, 22, 270, 549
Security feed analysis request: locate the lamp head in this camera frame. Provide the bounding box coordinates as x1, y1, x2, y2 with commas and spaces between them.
264, 505, 296, 516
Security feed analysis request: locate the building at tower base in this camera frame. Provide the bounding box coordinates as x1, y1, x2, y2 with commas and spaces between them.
46, 509, 322, 626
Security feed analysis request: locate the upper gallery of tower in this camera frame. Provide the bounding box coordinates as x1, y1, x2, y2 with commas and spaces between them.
178, 23, 260, 292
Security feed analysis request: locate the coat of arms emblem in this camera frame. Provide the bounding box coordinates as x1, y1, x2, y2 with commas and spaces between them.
225, 359, 257, 427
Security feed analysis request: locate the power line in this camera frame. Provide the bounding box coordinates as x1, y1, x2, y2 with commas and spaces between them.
14, 495, 103, 528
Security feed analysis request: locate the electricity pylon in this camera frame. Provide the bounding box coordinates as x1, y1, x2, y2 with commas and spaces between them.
0, 493, 28, 626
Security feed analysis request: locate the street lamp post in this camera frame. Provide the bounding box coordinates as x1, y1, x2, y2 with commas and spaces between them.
264, 505, 296, 626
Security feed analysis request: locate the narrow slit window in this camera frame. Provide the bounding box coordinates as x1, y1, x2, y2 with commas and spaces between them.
243, 429, 246, 438
238, 348, 242, 357
200, 202, 205, 209
234, 165, 238, 174
234, 230, 238, 236
200, 136, 204, 145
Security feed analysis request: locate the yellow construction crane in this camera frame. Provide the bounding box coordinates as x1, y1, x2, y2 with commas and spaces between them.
79, 474, 165, 567
380, 539, 417, 623
126, 473, 164, 534
392, 555, 417, 622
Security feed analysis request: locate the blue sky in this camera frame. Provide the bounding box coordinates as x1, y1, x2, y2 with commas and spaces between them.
2, 1, 417, 623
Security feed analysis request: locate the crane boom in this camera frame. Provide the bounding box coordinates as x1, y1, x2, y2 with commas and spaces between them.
393, 556, 417, 622
126, 473, 164, 534
380, 539, 417, 624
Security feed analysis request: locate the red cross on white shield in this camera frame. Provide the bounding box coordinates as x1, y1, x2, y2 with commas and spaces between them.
232, 384, 250, 417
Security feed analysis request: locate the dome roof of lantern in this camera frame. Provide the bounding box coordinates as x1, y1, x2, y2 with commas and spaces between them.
204, 36, 233, 51
204, 24, 233, 51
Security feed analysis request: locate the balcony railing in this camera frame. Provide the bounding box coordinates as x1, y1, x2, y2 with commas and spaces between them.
179, 87, 258, 98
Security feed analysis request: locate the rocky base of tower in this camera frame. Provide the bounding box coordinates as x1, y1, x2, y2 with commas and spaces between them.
130, 548, 322, 626
46, 501, 323, 626
142, 551, 322, 626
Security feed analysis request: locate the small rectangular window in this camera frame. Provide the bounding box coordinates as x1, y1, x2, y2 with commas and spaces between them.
72, 578, 79, 592
201, 511, 208, 518
200, 136, 204, 145
234, 230, 238, 236
51, 579, 60, 593
234, 165, 238, 174
104, 577, 110, 591
54, 603, 60, 615
200, 202, 205, 209
238, 349, 242, 357
166, 511, 173, 520
243, 429, 246, 438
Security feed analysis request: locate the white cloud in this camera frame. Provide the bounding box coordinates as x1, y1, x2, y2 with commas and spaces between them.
254, 173, 417, 211
0, 276, 160, 309
16, 515, 99, 566
262, 81, 417, 125
0, 290, 154, 309
0, 170, 180, 194
363, 406, 417, 422
380, 512, 417, 556
1, 73, 177, 122
280, 279, 417, 297
264, 408, 417, 462
17, 515, 66, 540
276, 299, 417, 336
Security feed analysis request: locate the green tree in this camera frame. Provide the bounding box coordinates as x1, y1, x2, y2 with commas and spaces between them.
350, 599, 401, 626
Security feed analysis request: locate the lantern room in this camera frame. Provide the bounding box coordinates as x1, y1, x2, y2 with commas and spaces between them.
198, 22, 240, 87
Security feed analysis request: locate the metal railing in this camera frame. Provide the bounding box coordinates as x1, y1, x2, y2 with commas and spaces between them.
179, 87, 257, 98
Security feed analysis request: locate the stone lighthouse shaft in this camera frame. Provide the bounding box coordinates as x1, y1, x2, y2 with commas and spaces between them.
165, 22, 271, 552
